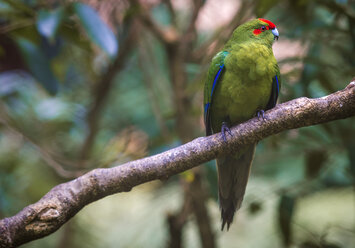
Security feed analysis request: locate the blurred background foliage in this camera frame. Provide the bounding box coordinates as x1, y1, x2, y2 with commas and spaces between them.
0, 0, 354, 247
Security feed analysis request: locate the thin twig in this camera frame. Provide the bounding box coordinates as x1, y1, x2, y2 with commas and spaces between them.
79, 20, 139, 164
0, 105, 85, 178
190, 0, 255, 63
134, 0, 179, 45
138, 41, 170, 140
163, 0, 177, 27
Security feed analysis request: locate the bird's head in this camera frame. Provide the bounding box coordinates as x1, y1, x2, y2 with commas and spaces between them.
253, 18, 279, 40
226, 18, 279, 47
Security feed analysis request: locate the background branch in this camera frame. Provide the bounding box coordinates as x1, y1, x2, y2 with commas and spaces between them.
79, 21, 139, 165
0, 105, 85, 179
0, 82, 354, 248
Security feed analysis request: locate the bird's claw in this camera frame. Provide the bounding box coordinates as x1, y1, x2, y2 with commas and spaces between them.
221, 122, 232, 142
257, 110, 266, 121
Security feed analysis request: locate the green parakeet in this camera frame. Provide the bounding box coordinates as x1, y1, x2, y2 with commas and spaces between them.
204, 18, 281, 230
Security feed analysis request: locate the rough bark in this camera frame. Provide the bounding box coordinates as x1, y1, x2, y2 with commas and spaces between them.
0, 82, 354, 248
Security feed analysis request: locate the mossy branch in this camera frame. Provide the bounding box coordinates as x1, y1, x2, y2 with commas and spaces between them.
0, 82, 354, 248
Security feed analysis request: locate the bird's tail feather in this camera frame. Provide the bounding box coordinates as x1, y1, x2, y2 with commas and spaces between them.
217, 144, 256, 231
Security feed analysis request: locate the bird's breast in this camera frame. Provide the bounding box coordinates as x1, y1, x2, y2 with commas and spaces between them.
211, 43, 278, 131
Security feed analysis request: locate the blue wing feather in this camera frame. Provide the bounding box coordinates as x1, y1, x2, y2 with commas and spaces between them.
210, 65, 225, 97
204, 52, 228, 135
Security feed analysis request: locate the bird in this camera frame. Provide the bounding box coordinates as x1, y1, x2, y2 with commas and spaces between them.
203, 18, 281, 231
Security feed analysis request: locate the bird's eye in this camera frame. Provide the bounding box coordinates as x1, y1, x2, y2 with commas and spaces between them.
261, 26, 266, 31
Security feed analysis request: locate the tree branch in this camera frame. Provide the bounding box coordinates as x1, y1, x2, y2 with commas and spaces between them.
1, 82, 355, 248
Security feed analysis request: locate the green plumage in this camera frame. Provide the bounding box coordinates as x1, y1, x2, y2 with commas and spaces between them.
204, 19, 281, 230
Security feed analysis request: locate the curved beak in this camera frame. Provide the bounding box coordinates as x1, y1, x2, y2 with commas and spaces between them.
272, 28, 279, 40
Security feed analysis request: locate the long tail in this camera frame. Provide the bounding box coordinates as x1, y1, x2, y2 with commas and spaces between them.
217, 144, 256, 231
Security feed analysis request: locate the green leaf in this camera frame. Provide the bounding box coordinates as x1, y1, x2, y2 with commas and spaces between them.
73, 3, 118, 58
0, 1, 13, 12
36, 8, 64, 40
1, 0, 34, 16
15, 37, 59, 95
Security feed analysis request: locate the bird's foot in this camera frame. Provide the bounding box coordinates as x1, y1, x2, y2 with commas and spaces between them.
221, 122, 232, 142
257, 110, 267, 121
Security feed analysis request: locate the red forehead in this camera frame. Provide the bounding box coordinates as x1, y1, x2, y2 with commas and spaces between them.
258, 18, 276, 29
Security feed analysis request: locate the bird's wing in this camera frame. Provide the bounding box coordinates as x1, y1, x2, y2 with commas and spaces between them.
204, 51, 229, 136
265, 68, 281, 110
